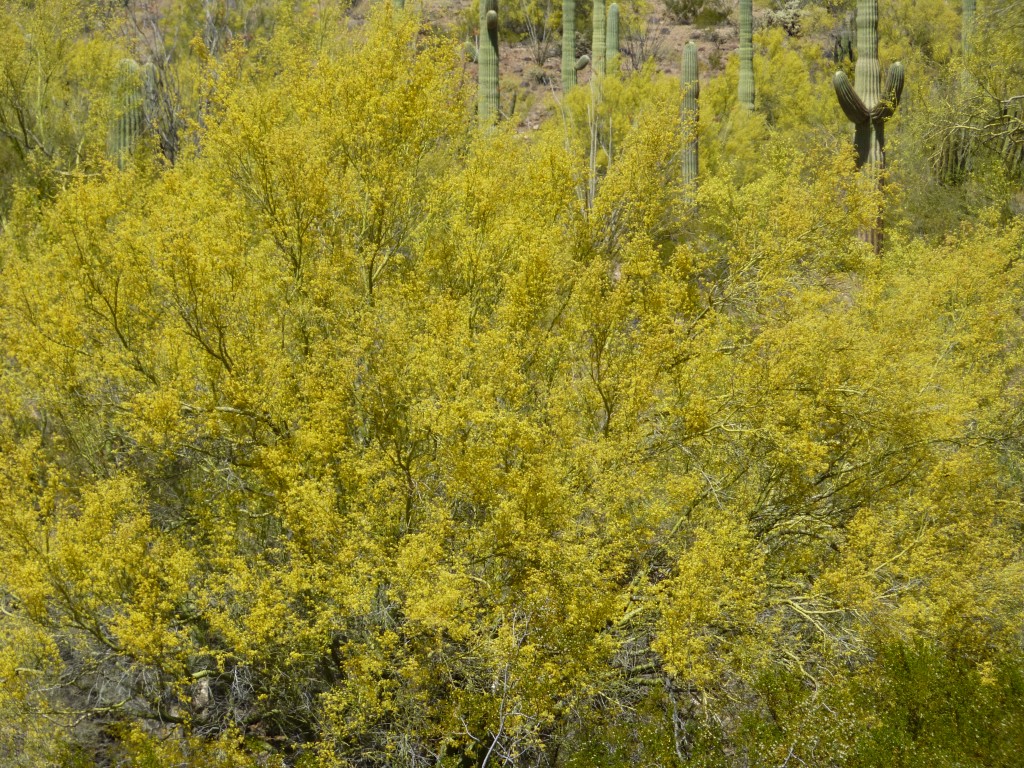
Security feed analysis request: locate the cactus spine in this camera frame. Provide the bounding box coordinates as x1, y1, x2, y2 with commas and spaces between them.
109, 59, 148, 169
607, 3, 620, 69
738, 0, 755, 108
479, 0, 500, 124
593, 0, 607, 76
832, 0, 904, 249
682, 42, 699, 187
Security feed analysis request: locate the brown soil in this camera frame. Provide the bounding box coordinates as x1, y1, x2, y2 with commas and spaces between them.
349, 0, 754, 127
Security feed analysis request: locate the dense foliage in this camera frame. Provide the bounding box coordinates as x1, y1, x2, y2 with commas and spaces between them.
1, 0, 1023, 765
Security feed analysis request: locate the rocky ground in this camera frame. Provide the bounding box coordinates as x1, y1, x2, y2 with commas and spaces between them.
350, 0, 755, 128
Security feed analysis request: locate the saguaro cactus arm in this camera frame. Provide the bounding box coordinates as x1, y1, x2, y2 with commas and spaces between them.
872, 62, 904, 119
833, 71, 870, 123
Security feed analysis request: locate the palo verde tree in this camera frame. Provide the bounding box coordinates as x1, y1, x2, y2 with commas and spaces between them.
2, 0, 1024, 766
0, 0, 121, 212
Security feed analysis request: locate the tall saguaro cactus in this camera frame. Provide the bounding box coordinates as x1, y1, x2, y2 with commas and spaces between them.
593, 0, 607, 76
833, 0, 904, 249
682, 42, 700, 187
932, 0, 978, 185
962, 0, 975, 56
738, 0, 755, 108
607, 3, 620, 69
562, 0, 578, 90
108, 59, 148, 169
479, 0, 500, 124
562, 0, 590, 91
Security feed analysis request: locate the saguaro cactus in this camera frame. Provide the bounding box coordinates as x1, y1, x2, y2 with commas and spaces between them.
607, 3, 620, 68
109, 59, 148, 168
962, 0, 975, 56
682, 42, 700, 187
833, 0, 904, 249
738, 0, 755, 108
834, 14, 855, 63
593, 0, 607, 76
562, 0, 590, 91
479, 0, 500, 124
562, 0, 577, 90
934, 0, 976, 184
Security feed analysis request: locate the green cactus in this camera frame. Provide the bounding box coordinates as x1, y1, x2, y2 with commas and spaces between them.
681, 42, 699, 187
738, 0, 754, 109
108, 59, 149, 169
593, 0, 607, 76
962, 0, 975, 56
478, 0, 500, 124
607, 3, 620, 69
934, 0, 976, 184
833, 0, 904, 249
562, 0, 590, 91
834, 14, 855, 63
834, 30, 853, 63
562, 0, 577, 90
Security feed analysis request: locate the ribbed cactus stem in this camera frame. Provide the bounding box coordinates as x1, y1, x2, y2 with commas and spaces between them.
681, 42, 699, 187
832, 0, 904, 251
962, 0, 975, 56
942, 0, 976, 186
109, 59, 146, 169
593, 0, 607, 76
834, 16, 854, 63
479, 0, 500, 124
854, 0, 880, 110
562, 0, 577, 90
738, 0, 755, 109
607, 3, 620, 69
